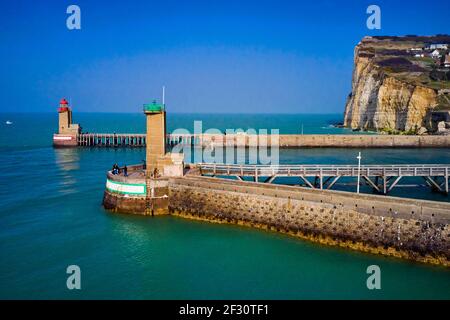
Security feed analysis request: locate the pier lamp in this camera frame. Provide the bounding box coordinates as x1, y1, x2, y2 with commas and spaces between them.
356, 152, 362, 194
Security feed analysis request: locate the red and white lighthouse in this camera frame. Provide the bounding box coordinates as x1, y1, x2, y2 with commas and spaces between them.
58, 98, 69, 113
53, 98, 80, 147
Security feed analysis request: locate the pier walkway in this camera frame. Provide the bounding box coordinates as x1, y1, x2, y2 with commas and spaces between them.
77, 133, 146, 147
77, 133, 196, 147
74, 133, 450, 148
198, 163, 450, 195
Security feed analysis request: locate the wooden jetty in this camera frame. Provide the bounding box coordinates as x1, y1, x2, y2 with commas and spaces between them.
76, 133, 199, 147
77, 133, 147, 147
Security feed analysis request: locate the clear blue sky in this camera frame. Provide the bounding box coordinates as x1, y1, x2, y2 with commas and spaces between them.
0, 0, 449, 113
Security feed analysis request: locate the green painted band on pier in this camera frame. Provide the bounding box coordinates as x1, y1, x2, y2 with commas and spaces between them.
143, 102, 164, 113
106, 179, 146, 195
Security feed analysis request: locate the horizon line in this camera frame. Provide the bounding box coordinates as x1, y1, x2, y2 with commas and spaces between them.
0, 111, 345, 115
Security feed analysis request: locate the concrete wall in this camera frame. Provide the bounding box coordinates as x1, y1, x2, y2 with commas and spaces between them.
278, 134, 450, 147
177, 134, 450, 148
53, 134, 78, 147
168, 176, 450, 265
103, 191, 146, 214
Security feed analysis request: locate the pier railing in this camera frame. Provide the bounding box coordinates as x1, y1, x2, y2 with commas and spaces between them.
198, 163, 450, 194
78, 133, 146, 147
77, 133, 202, 147
198, 163, 450, 177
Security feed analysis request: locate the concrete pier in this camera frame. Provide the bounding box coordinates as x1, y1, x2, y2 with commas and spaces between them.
101, 97, 450, 266
103, 168, 450, 266
103, 164, 169, 215
170, 175, 450, 266
57, 133, 450, 148
168, 133, 450, 148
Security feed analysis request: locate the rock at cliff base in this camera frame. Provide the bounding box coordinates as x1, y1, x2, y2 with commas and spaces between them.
417, 127, 428, 135
437, 121, 450, 135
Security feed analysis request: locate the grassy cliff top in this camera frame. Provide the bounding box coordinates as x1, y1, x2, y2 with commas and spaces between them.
357, 35, 450, 91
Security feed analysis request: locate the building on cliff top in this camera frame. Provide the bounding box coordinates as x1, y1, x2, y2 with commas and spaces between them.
428, 43, 449, 50
444, 54, 450, 68
431, 49, 441, 58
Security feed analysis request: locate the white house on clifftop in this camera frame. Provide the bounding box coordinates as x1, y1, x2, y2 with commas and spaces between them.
431, 49, 441, 58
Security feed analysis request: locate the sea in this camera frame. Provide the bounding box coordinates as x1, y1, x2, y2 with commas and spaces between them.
0, 112, 449, 299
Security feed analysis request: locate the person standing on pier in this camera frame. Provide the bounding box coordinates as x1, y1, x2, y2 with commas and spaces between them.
123, 165, 128, 177
112, 163, 119, 175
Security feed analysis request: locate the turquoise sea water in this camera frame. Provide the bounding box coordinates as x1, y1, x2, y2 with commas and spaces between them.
0, 113, 449, 299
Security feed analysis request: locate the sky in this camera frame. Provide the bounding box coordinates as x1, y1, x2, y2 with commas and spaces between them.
0, 0, 449, 114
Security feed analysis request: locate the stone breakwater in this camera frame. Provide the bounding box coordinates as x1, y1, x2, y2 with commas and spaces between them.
274, 134, 450, 147
103, 172, 450, 266
172, 134, 450, 148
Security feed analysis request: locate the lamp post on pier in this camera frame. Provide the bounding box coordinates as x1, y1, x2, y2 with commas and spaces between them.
357, 152, 362, 194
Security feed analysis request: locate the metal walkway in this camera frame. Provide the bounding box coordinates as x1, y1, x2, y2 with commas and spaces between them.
198, 163, 450, 194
